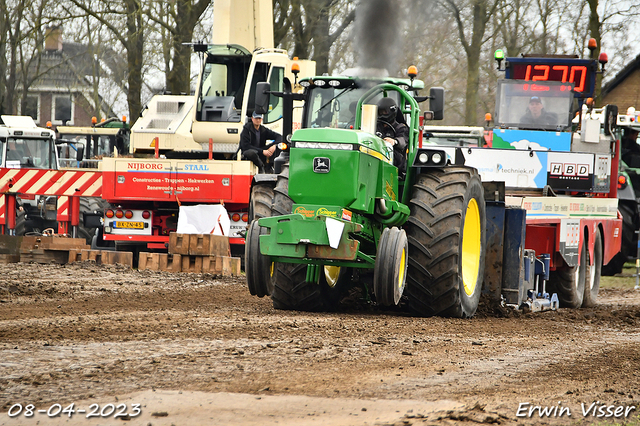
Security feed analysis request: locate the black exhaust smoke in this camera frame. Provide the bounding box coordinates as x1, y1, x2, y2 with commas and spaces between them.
354, 0, 402, 73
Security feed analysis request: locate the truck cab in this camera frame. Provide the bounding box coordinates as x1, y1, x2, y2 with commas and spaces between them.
0, 115, 58, 170
0, 115, 60, 234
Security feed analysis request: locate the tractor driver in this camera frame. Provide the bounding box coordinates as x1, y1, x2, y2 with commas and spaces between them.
240, 111, 282, 173
376, 97, 409, 177
520, 96, 557, 127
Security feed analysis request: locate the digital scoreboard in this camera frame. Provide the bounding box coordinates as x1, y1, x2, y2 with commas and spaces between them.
505, 57, 598, 99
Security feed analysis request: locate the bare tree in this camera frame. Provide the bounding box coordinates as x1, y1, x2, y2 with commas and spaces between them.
441, 0, 501, 125
0, 0, 53, 115
146, 0, 212, 95
274, 0, 355, 75
63, 0, 145, 120
583, 0, 640, 99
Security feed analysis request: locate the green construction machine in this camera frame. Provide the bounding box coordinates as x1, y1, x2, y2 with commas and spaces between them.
245, 72, 487, 318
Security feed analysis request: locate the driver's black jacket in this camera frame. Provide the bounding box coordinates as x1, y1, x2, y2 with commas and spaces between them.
376, 119, 409, 174
239, 120, 282, 164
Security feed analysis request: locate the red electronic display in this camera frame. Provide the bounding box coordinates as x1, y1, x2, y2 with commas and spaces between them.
507, 58, 597, 98
511, 64, 588, 92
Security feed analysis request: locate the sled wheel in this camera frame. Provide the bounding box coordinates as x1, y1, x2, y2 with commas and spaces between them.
582, 229, 603, 307
403, 167, 486, 317
374, 227, 408, 306
246, 220, 274, 298
549, 235, 587, 308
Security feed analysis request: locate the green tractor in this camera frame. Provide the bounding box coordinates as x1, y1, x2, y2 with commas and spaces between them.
245, 74, 486, 317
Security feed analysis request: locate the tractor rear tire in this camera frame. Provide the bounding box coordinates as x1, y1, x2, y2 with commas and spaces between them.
582, 229, 603, 307
548, 236, 587, 308
11, 205, 26, 236
404, 167, 486, 318
249, 182, 274, 222
246, 220, 274, 298
374, 227, 408, 306
270, 164, 342, 311
79, 197, 109, 244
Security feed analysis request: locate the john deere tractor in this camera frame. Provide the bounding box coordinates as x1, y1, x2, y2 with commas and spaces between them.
245, 73, 486, 317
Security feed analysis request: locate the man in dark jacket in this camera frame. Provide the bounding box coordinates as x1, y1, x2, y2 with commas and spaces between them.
376, 97, 409, 176
239, 111, 282, 173
520, 96, 557, 127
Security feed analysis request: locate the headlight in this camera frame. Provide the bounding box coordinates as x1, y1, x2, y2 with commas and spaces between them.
418, 152, 429, 163
431, 152, 442, 164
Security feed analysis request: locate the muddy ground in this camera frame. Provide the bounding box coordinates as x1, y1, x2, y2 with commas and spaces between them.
1, 262, 640, 425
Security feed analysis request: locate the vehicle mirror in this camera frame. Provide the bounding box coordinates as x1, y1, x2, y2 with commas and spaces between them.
603, 104, 618, 137
255, 82, 271, 115
430, 87, 445, 120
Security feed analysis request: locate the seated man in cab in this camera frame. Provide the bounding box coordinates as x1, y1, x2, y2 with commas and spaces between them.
240, 111, 282, 173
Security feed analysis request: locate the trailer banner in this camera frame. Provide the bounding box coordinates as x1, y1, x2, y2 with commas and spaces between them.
506, 196, 618, 218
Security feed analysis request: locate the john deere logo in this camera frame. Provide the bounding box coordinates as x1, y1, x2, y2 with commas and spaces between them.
313, 157, 330, 173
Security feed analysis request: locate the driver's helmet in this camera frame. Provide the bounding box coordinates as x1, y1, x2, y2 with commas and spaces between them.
377, 97, 398, 123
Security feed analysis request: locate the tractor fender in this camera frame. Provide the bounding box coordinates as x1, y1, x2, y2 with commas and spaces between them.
252, 174, 278, 184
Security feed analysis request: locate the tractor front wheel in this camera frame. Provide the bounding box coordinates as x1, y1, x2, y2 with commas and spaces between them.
374, 227, 408, 306
404, 167, 486, 318
245, 220, 274, 298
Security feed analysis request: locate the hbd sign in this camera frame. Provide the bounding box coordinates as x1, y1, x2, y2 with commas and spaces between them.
549, 163, 589, 178
547, 152, 595, 191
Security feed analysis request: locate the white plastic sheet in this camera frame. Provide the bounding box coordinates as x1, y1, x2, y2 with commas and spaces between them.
176, 204, 230, 236
325, 217, 345, 249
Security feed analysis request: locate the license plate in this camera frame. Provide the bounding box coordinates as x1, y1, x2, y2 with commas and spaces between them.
114, 221, 144, 229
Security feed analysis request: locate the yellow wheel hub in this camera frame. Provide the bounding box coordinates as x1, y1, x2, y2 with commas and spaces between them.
324, 265, 341, 288
398, 247, 406, 289
461, 198, 481, 296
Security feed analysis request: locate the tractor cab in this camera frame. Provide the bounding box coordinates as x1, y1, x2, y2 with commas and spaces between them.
57, 117, 130, 168
299, 76, 424, 130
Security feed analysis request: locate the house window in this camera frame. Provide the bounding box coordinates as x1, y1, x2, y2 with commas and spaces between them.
52, 95, 73, 125
22, 95, 40, 124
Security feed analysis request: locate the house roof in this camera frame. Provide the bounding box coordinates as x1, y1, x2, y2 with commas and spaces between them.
601, 53, 640, 98
32, 42, 126, 88
29, 41, 127, 117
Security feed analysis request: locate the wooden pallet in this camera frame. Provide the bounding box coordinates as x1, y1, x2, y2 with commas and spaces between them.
68, 249, 133, 268
138, 252, 240, 275
168, 233, 230, 256
0, 235, 23, 255
20, 236, 90, 264
0, 254, 20, 264
138, 253, 182, 272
